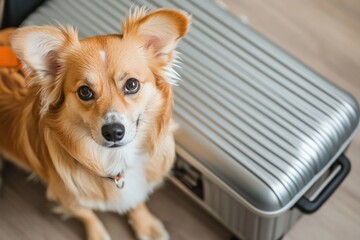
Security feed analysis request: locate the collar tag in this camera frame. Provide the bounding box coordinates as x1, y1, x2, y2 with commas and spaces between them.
114, 172, 125, 189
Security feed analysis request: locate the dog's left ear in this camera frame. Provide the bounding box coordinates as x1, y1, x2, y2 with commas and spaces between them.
122, 8, 190, 63
11, 26, 79, 115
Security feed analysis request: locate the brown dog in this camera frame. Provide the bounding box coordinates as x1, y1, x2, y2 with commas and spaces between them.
0, 8, 190, 240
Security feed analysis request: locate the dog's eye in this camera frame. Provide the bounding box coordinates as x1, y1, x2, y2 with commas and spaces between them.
77, 86, 94, 101
124, 78, 140, 94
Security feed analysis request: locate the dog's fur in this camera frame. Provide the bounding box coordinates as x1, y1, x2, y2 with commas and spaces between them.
0, 8, 190, 240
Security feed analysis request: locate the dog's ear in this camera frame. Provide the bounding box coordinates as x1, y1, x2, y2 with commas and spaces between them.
11, 26, 79, 114
122, 8, 190, 65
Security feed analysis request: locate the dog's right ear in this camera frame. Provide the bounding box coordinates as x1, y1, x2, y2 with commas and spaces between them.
11, 26, 79, 79
11, 26, 79, 114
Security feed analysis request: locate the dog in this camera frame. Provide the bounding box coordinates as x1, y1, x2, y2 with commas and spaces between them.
0, 8, 190, 240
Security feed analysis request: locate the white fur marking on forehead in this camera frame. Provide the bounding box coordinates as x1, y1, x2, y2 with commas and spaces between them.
100, 50, 106, 63
104, 112, 123, 124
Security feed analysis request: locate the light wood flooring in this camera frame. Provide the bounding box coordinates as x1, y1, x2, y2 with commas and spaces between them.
1, 0, 360, 239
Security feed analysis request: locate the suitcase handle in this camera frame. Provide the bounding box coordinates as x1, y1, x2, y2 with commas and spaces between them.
296, 154, 351, 214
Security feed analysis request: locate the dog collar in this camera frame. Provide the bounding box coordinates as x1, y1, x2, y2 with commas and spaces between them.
108, 171, 125, 189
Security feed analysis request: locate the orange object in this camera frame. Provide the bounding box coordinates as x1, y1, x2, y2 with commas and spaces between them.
0, 46, 20, 67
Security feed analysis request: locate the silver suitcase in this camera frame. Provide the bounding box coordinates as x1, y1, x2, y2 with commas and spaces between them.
23, 0, 359, 239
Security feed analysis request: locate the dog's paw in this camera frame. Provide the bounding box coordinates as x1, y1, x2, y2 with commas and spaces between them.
133, 217, 169, 240
87, 230, 111, 240
86, 222, 111, 240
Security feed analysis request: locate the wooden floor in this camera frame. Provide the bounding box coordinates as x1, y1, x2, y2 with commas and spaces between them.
1, 0, 360, 239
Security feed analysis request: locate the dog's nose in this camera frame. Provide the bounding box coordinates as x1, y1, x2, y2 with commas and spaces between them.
101, 123, 125, 142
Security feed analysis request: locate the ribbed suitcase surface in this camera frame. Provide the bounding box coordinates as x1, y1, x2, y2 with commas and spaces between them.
22, 0, 359, 218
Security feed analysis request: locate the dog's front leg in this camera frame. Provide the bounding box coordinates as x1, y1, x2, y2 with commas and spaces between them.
60, 203, 111, 240
49, 186, 110, 240
128, 203, 169, 240
71, 206, 110, 240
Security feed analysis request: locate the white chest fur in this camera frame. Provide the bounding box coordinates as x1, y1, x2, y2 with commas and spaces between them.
79, 162, 150, 214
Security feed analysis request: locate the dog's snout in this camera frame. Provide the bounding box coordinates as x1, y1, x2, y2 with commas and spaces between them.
101, 123, 125, 142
